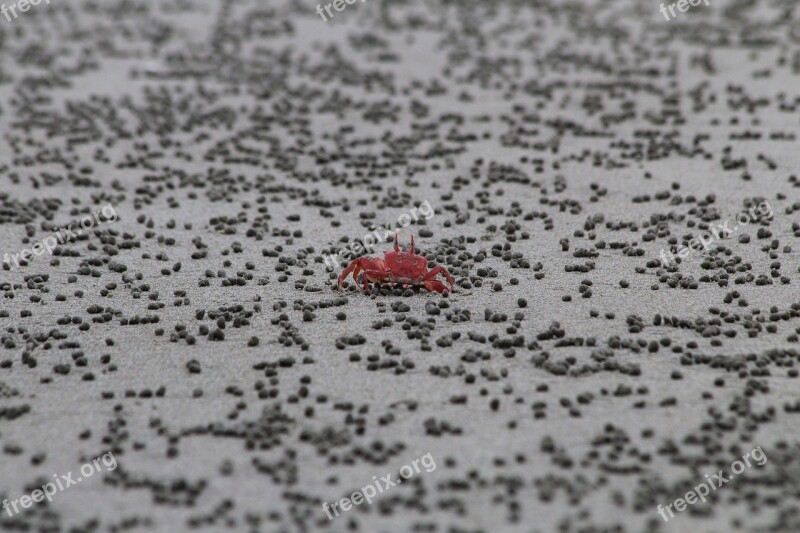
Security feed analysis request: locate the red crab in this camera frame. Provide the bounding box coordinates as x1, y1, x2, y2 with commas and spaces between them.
337, 234, 455, 294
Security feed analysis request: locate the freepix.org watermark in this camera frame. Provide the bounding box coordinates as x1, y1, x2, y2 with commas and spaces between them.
321, 200, 434, 272
322, 452, 436, 520
315, 0, 366, 22
656, 446, 767, 522
2, 204, 118, 270
1, 0, 50, 23
659, 200, 772, 267
659, 0, 709, 21
3, 452, 117, 517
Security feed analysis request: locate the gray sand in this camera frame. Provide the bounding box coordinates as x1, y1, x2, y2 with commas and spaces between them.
1, 0, 799, 532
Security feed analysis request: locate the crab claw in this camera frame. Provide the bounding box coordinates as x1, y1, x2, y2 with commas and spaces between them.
423, 279, 451, 294
338, 258, 360, 292
422, 265, 455, 293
